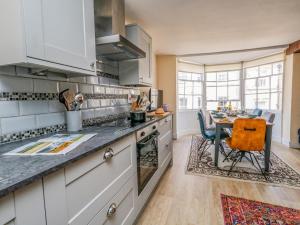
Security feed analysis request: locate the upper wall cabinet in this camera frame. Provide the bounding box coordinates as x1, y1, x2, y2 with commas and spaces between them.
119, 24, 152, 86
0, 0, 96, 76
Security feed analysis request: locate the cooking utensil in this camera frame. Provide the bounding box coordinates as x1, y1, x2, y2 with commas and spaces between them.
72, 93, 84, 111
130, 110, 146, 123
59, 89, 70, 110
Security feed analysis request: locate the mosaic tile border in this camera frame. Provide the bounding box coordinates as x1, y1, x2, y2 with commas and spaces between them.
0, 92, 128, 101
0, 113, 130, 144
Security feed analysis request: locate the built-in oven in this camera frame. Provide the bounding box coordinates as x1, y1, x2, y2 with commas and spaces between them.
136, 123, 159, 195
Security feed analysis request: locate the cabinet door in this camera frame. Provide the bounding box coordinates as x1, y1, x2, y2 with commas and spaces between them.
23, 0, 96, 72
139, 33, 152, 85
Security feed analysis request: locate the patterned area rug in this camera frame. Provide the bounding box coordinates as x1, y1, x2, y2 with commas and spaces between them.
221, 194, 300, 225
186, 135, 300, 188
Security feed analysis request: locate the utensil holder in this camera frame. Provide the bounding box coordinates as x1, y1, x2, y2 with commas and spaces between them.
66, 111, 82, 132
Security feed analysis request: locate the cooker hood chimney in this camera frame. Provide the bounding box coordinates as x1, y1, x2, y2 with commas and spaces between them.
94, 0, 146, 61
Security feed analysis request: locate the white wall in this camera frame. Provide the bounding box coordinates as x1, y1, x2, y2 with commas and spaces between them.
177, 111, 200, 137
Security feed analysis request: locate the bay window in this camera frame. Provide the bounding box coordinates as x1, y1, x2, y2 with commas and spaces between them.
178, 71, 203, 110
244, 62, 283, 110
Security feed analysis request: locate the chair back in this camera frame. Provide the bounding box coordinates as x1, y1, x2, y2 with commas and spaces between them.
262, 111, 275, 123
252, 108, 263, 116
197, 112, 207, 137
231, 118, 266, 151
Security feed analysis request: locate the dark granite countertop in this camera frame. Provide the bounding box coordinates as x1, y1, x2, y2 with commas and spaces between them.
0, 114, 171, 198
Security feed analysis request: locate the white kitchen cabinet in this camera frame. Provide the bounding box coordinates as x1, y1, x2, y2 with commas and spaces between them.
158, 115, 173, 168
0, 0, 96, 76
0, 194, 15, 225
14, 180, 47, 225
119, 25, 152, 86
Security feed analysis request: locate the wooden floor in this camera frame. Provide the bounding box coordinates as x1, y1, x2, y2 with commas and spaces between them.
136, 135, 300, 225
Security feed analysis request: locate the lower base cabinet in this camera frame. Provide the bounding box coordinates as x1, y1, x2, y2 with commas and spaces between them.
0, 117, 174, 225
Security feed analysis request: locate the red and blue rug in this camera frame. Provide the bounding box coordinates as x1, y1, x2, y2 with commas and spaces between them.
221, 194, 300, 225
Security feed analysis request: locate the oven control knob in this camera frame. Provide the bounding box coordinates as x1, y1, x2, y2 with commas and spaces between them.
141, 131, 146, 137
152, 125, 156, 130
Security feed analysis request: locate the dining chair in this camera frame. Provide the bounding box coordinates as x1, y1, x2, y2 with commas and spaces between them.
225, 118, 267, 179
252, 108, 263, 117
196, 112, 229, 160
199, 109, 215, 130
262, 111, 275, 123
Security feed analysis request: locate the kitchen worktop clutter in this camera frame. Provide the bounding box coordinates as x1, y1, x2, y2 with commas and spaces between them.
59, 89, 84, 132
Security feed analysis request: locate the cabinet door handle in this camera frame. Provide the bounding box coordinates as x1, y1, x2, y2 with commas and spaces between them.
165, 119, 168, 123
165, 144, 169, 148
107, 203, 117, 217
90, 62, 95, 68
103, 148, 114, 161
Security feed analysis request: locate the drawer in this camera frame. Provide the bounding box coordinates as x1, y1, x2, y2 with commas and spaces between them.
158, 116, 172, 136
65, 136, 136, 225
65, 135, 134, 184
158, 130, 172, 167
0, 194, 15, 225
88, 176, 135, 225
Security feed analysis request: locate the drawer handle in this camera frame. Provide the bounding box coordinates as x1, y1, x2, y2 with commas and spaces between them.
103, 148, 114, 161
166, 144, 169, 148
107, 203, 117, 218
165, 119, 168, 123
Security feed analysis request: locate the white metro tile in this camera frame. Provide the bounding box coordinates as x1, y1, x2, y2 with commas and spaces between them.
79, 84, 93, 94
87, 99, 100, 108
59, 82, 78, 93
34, 79, 58, 93
100, 99, 111, 107
49, 100, 66, 113
81, 109, 95, 120
81, 101, 88, 109
1, 116, 36, 134
0, 101, 19, 118
93, 85, 105, 94
0, 66, 16, 76
19, 101, 49, 116
94, 108, 106, 117
86, 76, 99, 85
36, 112, 65, 128
0, 75, 33, 92
105, 87, 115, 94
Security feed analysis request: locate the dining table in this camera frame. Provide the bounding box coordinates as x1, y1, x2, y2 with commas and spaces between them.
208, 111, 274, 172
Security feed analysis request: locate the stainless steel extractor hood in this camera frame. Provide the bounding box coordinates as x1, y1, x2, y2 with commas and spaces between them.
94, 0, 146, 61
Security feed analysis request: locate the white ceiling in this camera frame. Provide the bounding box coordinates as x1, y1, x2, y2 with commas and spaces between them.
125, 0, 300, 59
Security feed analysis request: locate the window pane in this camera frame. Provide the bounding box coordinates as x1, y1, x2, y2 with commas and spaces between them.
245, 94, 256, 109
193, 96, 202, 109
207, 101, 218, 110
178, 81, 185, 94
259, 64, 272, 76
271, 75, 282, 92
185, 81, 193, 94
228, 80, 240, 86
206, 82, 217, 87
231, 101, 241, 109
193, 82, 202, 95
206, 72, 216, 81
245, 79, 257, 94
270, 93, 280, 110
217, 81, 227, 87
186, 95, 193, 109
217, 72, 227, 81
228, 86, 240, 100
206, 87, 216, 100
191, 73, 203, 81
273, 62, 283, 74
228, 71, 240, 80
246, 67, 258, 78
179, 95, 187, 109
257, 77, 270, 93
178, 72, 191, 80
217, 86, 227, 101
257, 93, 270, 109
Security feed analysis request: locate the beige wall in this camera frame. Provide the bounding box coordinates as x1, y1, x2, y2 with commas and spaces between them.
156, 55, 177, 137
282, 53, 300, 148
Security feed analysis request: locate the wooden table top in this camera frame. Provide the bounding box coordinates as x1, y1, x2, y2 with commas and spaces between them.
208, 111, 273, 126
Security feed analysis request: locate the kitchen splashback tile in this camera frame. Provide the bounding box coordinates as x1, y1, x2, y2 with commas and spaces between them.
48, 100, 66, 113
34, 79, 58, 93
86, 76, 99, 85
0, 75, 33, 92
79, 84, 93, 94
0, 66, 16, 76
59, 82, 78, 93
94, 85, 105, 94
82, 109, 95, 120
36, 112, 65, 128
0, 101, 19, 118
19, 101, 49, 116
1, 116, 36, 135
87, 99, 100, 108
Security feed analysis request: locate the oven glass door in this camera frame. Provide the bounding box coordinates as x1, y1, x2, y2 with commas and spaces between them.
137, 131, 159, 195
